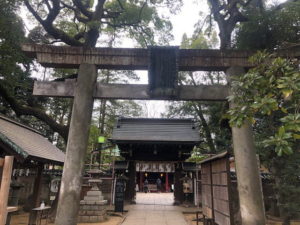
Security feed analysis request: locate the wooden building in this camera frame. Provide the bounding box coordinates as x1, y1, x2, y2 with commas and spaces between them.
0, 115, 64, 225
110, 117, 201, 204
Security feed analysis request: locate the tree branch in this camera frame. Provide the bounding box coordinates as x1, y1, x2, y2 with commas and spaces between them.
25, 0, 84, 46
61, 2, 90, 23
0, 82, 69, 141
72, 0, 93, 19
44, 0, 52, 12
208, 0, 251, 49
85, 0, 106, 47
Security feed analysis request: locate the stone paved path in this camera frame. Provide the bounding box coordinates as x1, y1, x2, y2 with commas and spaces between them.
135, 193, 174, 205
121, 193, 188, 225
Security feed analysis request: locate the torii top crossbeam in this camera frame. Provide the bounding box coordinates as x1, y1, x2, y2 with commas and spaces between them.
22, 44, 300, 71
22, 44, 300, 101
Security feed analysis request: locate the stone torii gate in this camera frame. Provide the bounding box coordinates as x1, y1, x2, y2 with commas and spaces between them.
22, 44, 299, 225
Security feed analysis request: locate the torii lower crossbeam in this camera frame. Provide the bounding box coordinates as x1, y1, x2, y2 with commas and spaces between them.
33, 81, 229, 101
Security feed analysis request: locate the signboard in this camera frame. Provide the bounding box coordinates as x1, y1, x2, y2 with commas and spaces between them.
50, 178, 61, 193
183, 177, 193, 194
114, 179, 125, 212
136, 162, 175, 173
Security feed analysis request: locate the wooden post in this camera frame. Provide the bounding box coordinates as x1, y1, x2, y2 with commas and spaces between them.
174, 163, 183, 205
139, 172, 143, 192
0, 156, 14, 225
0, 158, 4, 186
125, 161, 136, 203
55, 64, 98, 225
165, 173, 169, 192
0, 158, 4, 167
28, 164, 43, 225
227, 67, 266, 225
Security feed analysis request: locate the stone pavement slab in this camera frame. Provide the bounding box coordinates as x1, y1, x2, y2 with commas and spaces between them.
121, 193, 188, 225
135, 193, 174, 205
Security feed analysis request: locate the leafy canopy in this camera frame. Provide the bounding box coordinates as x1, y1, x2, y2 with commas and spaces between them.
235, 1, 300, 50
228, 52, 300, 156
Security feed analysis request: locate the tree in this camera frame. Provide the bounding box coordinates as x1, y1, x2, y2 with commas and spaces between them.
0, 0, 71, 142
235, 0, 300, 50
24, 0, 178, 47
206, 0, 264, 49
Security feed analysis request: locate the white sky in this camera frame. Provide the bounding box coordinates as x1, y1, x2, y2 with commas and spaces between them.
170, 1, 207, 45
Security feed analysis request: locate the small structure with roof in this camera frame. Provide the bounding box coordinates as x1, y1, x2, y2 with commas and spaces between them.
111, 117, 201, 204
0, 115, 64, 164
0, 115, 64, 225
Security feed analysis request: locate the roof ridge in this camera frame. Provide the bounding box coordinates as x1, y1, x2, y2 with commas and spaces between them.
0, 131, 29, 159
118, 117, 195, 121
0, 114, 43, 136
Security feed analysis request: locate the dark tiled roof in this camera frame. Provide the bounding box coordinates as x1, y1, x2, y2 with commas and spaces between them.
199, 151, 229, 164
111, 117, 201, 143
0, 115, 65, 164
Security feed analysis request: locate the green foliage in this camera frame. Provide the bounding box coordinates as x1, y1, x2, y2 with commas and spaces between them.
235, 1, 300, 50
0, 0, 33, 114
259, 146, 300, 221
103, 0, 174, 46
0, 0, 29, 79
185, 147, 207, 163
228, 52, 300, 157
86, 99, 143, 166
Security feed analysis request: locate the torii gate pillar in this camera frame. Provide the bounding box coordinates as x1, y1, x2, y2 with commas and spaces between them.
227, 67, 266, 225
55, 64, 97, 225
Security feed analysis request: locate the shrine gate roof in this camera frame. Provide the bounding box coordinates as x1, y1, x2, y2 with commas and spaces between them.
111, 118, 201, 161
111, 117, 201, 144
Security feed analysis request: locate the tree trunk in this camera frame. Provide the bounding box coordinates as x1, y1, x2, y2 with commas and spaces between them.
193, 103, 216, 153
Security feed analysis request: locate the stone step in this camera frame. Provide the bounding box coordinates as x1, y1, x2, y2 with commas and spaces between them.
80, 200, 107, 205
77, 215, 107, 223
80, 205, 106, 211
84, 196, 104, 201
86, 190, 102, 196
78, 209, 106, 216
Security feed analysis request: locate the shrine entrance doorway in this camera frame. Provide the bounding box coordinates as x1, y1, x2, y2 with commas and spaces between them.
136, 162, 175, 193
